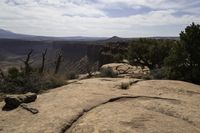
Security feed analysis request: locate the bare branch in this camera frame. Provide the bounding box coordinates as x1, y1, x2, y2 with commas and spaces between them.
54, 50, 63, 74
39, 48, 48, 74
23, 49, 34, 75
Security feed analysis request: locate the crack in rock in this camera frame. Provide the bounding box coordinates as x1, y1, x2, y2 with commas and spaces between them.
142, 106, 200, 131
60, 95, 179, 133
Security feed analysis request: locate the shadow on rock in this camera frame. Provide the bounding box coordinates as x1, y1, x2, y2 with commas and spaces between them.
2, 103, 19, 111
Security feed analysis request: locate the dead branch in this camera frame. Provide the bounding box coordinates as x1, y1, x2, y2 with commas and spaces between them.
54, 50, 63, 74
22, 49, 33, 75
39, 48, 47, 74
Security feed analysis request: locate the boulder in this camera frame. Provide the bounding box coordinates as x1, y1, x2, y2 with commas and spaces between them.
22, 92, 37, 103
4, 92, 37, 109
4, 95, 21, 109
100, 63, 149, 77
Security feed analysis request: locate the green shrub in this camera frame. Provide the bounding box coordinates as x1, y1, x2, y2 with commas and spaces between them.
128, 39, 174, 70
150, 68, 167, 79
100, 68, 117, 78
66, 72, 78, 80
7, 67, 20, 79
113, 54, 124, 63
0, 68, 66, 94
164, 23, 200, 84
21, 73, 66, 93
43, 74, 66, 89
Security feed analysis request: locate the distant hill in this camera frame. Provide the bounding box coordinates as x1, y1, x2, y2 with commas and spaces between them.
0, 28, 179, 42
0, 29, 107, 41
100, 36, 179, 44
104, 36, 131, 42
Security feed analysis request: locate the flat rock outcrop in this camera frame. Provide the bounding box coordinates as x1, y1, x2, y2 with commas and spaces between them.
0, 78, 200, 133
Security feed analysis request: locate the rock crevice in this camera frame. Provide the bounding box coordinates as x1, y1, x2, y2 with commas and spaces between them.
61, 95, 180, 133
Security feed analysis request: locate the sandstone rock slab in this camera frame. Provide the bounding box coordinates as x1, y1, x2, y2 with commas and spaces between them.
0, 78, 200, 133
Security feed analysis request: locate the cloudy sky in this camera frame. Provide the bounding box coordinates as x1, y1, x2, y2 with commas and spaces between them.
0, 0, 200, 37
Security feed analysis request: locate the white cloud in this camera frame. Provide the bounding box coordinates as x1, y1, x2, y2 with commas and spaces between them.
0, 0, 199, 37
98, 0, 200, 10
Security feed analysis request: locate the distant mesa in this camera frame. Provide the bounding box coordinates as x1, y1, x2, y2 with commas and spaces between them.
0, 28, 107, 41
104, 36, 131, 43
107, 36, 122, 41
0, 28, 179, 42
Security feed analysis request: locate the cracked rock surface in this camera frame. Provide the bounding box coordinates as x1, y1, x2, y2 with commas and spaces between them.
0, 78, 200, 133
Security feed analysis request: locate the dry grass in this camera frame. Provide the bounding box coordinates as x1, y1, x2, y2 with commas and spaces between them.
119, 82, 130, 90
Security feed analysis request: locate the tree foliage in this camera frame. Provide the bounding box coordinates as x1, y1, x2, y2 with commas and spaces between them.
164, 42, 188, 80
180, 22, 200, 66
128, 39, 174, 69
128, 23, 200, 84
165, 23, 200, 84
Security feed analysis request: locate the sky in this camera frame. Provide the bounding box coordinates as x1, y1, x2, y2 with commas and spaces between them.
0, 0, 200, 37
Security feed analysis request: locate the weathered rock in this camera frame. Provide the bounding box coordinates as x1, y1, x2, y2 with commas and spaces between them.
22, 92, 37, 103
100, 63, 149, 77
0, 78, 200, 133
4, 92, 37, 109
4, 95, 21, 109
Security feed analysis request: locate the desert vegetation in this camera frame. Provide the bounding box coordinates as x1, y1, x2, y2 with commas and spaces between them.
100, 67, 117, 78
128, 39, 174, 69
98, 23, 200, 85
164, 23, 200, 84
128, 23, 200, 84
0, 23, 199, 96
119, 82, 130, 90
0, 49, 66, 94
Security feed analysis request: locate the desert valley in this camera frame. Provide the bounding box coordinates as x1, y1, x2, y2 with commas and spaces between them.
0, 0, 200, 132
